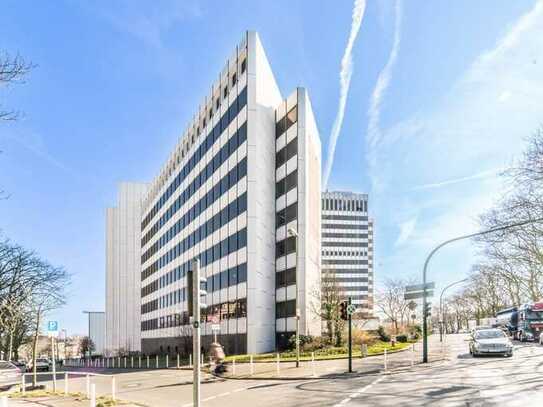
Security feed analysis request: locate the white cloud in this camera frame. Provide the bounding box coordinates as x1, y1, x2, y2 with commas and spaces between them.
369, 0, 543, 283
395, 216, 417, 247
322, 0, 367, 190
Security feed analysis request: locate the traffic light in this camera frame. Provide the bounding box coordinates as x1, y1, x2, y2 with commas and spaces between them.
424, 302, 432, 318
340, 301, 348, 321
187, 262, 208, 318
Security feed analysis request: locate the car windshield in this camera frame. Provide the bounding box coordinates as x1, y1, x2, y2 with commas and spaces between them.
475, 330, 505, 339
0, 361, 14, 369
525, 310, 543, 320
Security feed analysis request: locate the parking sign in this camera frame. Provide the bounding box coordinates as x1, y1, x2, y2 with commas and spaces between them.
48, 321, 58, 332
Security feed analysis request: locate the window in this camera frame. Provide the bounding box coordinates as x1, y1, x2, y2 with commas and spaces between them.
286, 106, 297, 129
232, 72, 237, 86
216, 97, 220, 109
241, 58, 246, 74
276, 170, 298, 198
223, 86, 228, 99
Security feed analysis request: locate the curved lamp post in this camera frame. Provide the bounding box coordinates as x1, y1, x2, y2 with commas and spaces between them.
421, 217, 543, 363
439, 278, 468, 342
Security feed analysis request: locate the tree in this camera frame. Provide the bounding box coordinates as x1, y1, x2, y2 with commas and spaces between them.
79, 337, 95, 358
311, 270, 345, 346
375, 278, 411, 334
0, 52, 34, 121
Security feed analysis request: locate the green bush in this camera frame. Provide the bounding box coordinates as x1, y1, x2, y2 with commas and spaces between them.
288, 334, 314, 350
377, 326, 390, 342
396, 334, 408, 343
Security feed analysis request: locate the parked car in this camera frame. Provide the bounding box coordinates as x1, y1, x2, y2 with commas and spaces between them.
0, 360, 23, 390
469, 328, 513, 357
28, 358, 50, 372
11, 360, 27, 372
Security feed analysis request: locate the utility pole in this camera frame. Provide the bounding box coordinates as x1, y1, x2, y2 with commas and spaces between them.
348, 297, 352, 373
188, 258, 207, 407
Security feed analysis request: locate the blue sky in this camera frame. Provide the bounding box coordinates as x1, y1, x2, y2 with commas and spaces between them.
0, 0, 541, 334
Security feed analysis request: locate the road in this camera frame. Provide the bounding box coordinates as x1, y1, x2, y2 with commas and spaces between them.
34, 334, 543, 406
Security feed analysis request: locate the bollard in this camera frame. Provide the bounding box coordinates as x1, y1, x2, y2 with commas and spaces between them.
111, 377, 116, 401
311, 352, 316, 377
90, 383, 96, 407
201, 353, 204, 365
232, 358, 236, 376
177, 354, 180, 368
166, 355, 169, 369
156, 355, 159, 369
189, 354, 192, 368
131, 356, 134, 369
21, 374, 26, 395
1, 396, 7, 407
118, 357, 120, 368
124, 357, 127, 369
64, 372, 68, 395
276, 353, 280, 375
147, 355, 149, 368
250, 355, 254, 376
139, 356, 141, 368
384, 349, 388, 372
411, 344, 415, 367
86, 374, 90, 398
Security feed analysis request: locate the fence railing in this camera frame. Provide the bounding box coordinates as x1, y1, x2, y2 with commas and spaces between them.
64, 353, 202, 370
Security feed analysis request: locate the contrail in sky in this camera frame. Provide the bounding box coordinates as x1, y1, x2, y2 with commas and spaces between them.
367, 0, 402, 151
322, 0, 367, 190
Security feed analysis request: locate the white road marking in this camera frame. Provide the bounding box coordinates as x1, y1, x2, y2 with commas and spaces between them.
332, 375, 385, 407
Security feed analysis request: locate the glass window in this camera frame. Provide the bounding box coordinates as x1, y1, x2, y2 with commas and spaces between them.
229, 266, 238, 286
241, 58, 246, 74
238, 263, 247, 283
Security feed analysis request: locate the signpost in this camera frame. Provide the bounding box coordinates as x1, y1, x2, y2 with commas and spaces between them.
47, 321, 58, 392
404, 282, 434, 363
211, 324, 220, 343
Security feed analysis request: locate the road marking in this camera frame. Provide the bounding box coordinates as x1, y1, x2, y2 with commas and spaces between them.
332, 375, 385, 407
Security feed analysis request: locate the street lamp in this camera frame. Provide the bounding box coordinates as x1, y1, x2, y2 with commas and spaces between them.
439, 279, 468, 342
421, 216, 543, 363
287, 227, 300, 368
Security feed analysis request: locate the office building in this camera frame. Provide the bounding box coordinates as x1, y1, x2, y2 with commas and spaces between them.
105, 182, 149, 355
104, 31, 322, 356
321, 191, 374, 312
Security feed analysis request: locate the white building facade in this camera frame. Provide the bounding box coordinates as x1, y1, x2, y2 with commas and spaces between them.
105, 182, 149, 355
321, 192, 374, 312
130, 31, 322, 355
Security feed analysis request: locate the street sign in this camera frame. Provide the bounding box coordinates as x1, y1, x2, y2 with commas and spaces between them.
408, 300, 417, 310
405, 282, 435, 292
211, 324, 220, 331
48, 321, 58, 331
404, 290, 434, 300
346, 304, 356, 315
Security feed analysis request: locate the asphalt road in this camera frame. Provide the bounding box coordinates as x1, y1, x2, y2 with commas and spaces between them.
33, 334, 543, 406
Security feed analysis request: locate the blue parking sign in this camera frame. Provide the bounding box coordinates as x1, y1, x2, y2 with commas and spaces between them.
48, 321, 58, 332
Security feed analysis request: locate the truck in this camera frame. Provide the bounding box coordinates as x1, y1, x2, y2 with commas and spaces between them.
495, 301, 543, 342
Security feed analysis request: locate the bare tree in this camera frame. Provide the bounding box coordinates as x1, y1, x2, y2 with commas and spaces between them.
0, 52, 34, 121
375, 278, 412, 334
311, 270, 345, 346
79, 337, 95, 358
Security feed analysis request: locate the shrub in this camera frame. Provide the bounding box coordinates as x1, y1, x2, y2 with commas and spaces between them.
396, 334, 408, 343
377, 326, 390, 342
288, 334, 314, 350
301, 336, 327, 352
352, 329, 377, 346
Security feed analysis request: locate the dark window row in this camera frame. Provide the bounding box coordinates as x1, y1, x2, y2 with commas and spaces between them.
322, 232, 369, 239
322, 268, 370, 275
141, 297, 248, 331
322, 259, 369, 265
322, 214, 368, 221
141, 161, 247, 279
141, 87, 247, 231
207, 263, 247, 294
275, 235, 296, 258
159, 287, 186, 310
141, 162, 248, 263
323, 250, 367, 257
276, 202, 297, 228
322, 241, 368, 248
275, 169, 298, 198
322, 277, 369, 283
142, 121, 248, 248
276, 105, 297, 137
276, 137, 297, 168
322, 197, 367, 212
141, 299, 158, 314
322, 223, 368, 230
203, 297, 247, 322
276, 299, 296, 318
276, 267, 296, 288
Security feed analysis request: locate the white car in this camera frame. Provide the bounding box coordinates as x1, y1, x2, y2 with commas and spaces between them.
28, 358, 50, 372
470, 328, 513, 357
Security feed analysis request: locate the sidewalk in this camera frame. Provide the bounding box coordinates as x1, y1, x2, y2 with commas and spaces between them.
217, 337, 449, 380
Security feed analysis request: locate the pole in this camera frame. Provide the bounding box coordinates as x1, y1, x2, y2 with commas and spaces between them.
64, 372, 68, 394
288, 228, 300, 368
439, 279, 468, 342
51, 336, 57, 392
421, 217, 543, 363
90, 383, 96, 407
192, 258, 201, 407
111, 377, 116, 401
348, 297, 352, 373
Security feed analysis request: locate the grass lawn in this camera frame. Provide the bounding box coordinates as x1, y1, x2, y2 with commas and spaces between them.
6, 389, 124, 407
223, 340, 416, 363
